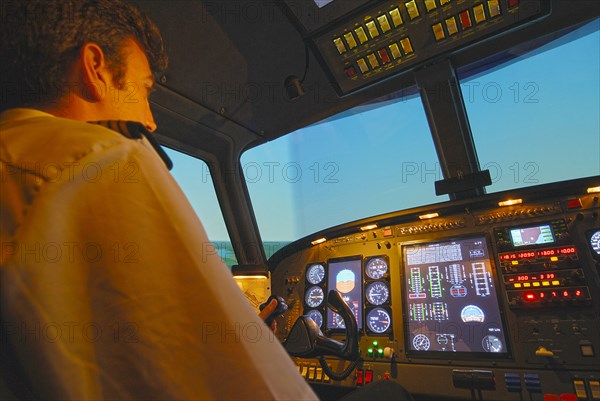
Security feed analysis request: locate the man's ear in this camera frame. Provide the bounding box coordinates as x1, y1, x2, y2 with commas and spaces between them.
80, 43, 111, 102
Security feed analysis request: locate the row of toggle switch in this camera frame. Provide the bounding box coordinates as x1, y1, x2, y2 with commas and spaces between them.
344, 37, 414, 77
432, 0, 503, 41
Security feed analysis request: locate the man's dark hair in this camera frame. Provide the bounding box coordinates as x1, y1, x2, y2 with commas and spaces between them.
0, 0, 168, 111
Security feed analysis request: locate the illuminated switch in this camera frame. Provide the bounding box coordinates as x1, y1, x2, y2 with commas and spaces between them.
432, 23, 445, 41
315, 368, 323, 381
345, 66, 357, 78
367, 53, 380, 69
488, 0, 501, 17
365, 370, 374, 384
445, 16, 459, 35
514, 283, 522, 288
333, 37, 347, 54
378, 48, 391, 64
550, 256, 558, 262
366, 20, 380, 39
424, 0, 437, 12
389, 8, 403, 26
542, 281, 550, 286
308, 367, 316, 381
573, 379, 587, 399
388, 43, 402, 59
344, 32, 358, 49
357, 58, 369, 73
301, 366, 308, 378
459, 10, 472, 29
400, 37, 414, 54
439, 0, 451, 4
473, 4, 487, 24
523, 282, 531, 287
377, 14, 392, 32
356, 369, 364, 385
533, 282, 540, 287
405, 0, 420, 20
354, 26, 368, 44
323, 372, 330, 382
588, 380, 600, 399
552, 280, 560, 286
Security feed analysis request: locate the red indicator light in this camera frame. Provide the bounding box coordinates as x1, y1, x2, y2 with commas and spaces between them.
566, 198, 582, 209
459, 11, 472, 29
378, 49, 391, 64
525, 292, 536, 301
345, 66, 357, 78
539, 292, 546, 299
562, 290, 570, 298
575, 290, 582, 297
551, 291, 558, 298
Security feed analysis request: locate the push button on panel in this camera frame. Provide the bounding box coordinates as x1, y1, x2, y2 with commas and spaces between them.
357, 58, 369, 73
355, 26, 368, 44
473, 4, 487, 24
405, 0, 420, 20
388, 43, 402, 59
445, 16, 459, 35
488, 0, 501, 17
459, 10, 473, 29
432, 23, 445, 41
377, 14, 392, 32
424, 0, 437, 12
367, 53, 380, 69
400, 37, 414, 54
378, 49, 391, 64
366, 20, 380, 39
344, 32, 358, 49
389, 8, 403, 27
333, 37, 347, 54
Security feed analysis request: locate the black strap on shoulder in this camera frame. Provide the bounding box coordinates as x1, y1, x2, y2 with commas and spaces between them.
87, 120, 173, 170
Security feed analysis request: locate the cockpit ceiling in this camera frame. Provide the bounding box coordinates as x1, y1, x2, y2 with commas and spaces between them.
134, 0, 598, 148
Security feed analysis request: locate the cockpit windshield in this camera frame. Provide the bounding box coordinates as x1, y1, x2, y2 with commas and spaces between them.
241, 21, 599, 252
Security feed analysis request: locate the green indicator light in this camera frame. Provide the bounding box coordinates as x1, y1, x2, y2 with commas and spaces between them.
372, 341, 378, 347
367, 348, 374, 354
378, 349, 384, 355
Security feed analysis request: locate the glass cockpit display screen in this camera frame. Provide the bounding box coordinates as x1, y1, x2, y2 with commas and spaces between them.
403, 237, 508, 355
327, 257, 363, 330
510, 224, 554, 247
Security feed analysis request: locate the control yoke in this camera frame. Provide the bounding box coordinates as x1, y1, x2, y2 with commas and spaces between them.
283, 290, 359, 361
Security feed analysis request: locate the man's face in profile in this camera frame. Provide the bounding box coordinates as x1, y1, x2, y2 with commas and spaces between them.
104, 39, 157, 132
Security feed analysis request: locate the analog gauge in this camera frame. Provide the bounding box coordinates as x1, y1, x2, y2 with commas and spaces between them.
366, 257, 388, 279
306, 264, 325, 285
366, 281, 390, 305
305, 309, 323, 328
590, 230, 600, 256
482, 335, 503, 353
412, 334, 430, 351
333, 312, 345, 329
305, 286, 324, 308
366, 308, 391, 334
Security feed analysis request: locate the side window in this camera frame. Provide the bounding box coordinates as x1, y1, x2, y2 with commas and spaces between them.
164, 148, 238, 268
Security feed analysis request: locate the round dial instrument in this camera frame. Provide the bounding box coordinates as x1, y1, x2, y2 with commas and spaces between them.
366, 281, 390, 305
366, 308, 391, 334
305, 309, 323, 328
366, 257, 388, 279
412, 334, 430, 351
306, 264, 325, 285
590, 230, 600, 257
305, 286, 324, 308
482, 335, 503, 352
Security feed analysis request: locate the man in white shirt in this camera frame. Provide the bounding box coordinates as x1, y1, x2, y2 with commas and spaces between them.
0, 1, 317, 400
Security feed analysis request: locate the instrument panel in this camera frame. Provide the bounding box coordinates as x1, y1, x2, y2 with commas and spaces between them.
270, 177, 600, 400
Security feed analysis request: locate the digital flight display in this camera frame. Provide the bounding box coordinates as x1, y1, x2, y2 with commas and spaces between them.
327, 257, 363, 330
403, 237, 508, 356
510, 224, 554, 247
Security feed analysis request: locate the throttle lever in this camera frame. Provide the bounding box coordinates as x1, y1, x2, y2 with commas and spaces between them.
259, 295, 288, 326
